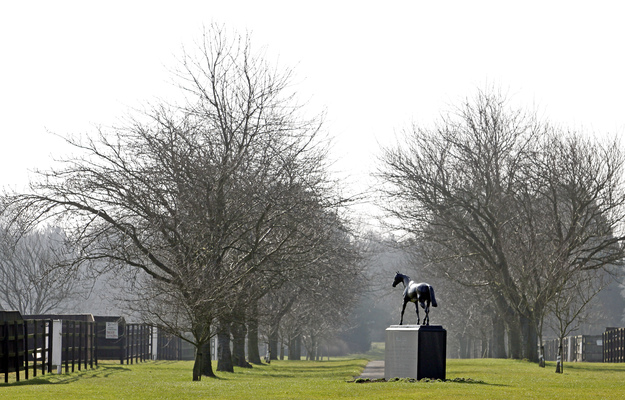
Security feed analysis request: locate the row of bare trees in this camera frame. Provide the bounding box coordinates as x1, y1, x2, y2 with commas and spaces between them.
0, 225, 90, 314
377, 89, 625, 370
4, 24, 619, 379
1, 25, 364, 381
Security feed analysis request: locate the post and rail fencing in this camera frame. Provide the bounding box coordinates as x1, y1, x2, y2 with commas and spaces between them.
1, 316, 98, 383
123, 323, 153, 364
1, 317, 55, 383
544, 328, 625, 363
1, 312, 154, 383
59, 319, 96, 374
543, 335, 603, 363
156, 330, 196, 361
24, 319, 54, 379
94, 317, 154, 364
603, 327, 625, 363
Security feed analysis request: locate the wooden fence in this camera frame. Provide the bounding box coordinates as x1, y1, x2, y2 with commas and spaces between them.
123, 323, 153, 364
1, 319, 54, 383
603, 327, 625, 363
91, 317, 153, 364
156, 330, 195, 361
543, 335, 603, 363
157, 330, 183, 360
60, 319, 96, 374
1, 313, 154, 383
24, 319, 54, 378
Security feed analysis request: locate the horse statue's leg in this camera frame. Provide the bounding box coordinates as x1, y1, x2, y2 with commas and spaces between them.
415, 303, 420, 325
399, 300, 408, 325
424, 300, 430, 325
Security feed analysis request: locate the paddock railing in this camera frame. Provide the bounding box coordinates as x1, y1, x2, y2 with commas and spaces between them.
603, 327, 625, 363
1, 319, 54, 383
1, 312, 155, 383
123, 323, 153, 364
59, 319, 96, 374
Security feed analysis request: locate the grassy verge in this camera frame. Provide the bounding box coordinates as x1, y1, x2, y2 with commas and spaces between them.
2, 357, 625, 399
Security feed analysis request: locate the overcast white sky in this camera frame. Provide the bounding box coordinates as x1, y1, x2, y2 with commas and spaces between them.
2, 1, 624, 225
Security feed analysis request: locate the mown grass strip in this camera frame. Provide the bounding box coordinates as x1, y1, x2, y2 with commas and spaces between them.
2, 358, 625, 399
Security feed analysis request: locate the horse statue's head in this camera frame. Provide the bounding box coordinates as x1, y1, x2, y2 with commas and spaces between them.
392, 271, 405, 288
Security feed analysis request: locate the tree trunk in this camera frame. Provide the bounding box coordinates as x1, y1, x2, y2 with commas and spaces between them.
247, 318, 262, 364
459, 335, 468, 358
310, 334, 318, 361
192, 345, 202, 381
232, 318, 252, 368
288, 332, 302, 361
491, 316, 506, 358
269, 326, 280, 361
555, 338, 564, 373
494, 293, 519, 358
507, 318, 522, 359
522, 314, 539, 362
247, 302, 262, 364
481, 336, 490, 358
200, 341, 215, 377
304, 337, 313, 361
217, 319, 234, 372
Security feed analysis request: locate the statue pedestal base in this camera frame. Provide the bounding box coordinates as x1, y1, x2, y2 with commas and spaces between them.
384, 325, 446, 380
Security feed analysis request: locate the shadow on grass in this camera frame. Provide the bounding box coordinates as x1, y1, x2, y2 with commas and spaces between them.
220, 359, 367, 380
0, 377, 55, 386
445, 377, 506, 386
0, 364, 132, 387
202, 362, 275, 381
350, 377, 507, 386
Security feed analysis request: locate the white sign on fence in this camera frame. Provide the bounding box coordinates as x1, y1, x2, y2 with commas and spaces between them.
106, 321, 119, 339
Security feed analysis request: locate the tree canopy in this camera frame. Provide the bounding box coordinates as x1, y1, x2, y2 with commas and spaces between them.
2, 25, 361, 380
378, 89, 625, 361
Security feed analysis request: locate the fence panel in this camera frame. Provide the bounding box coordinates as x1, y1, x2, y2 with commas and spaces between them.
155, 330, 198, 361
61, 320, 96, 374
604, 328, 625, 363
1, 319, 25, 383
124, 324, 153, 364
24, 319, 52, 379
157, 330, 182, 360
0, 318, 55, 383
1, 315, 152, 383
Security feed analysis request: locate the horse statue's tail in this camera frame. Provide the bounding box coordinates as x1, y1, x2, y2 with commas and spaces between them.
429, 285, 438, 307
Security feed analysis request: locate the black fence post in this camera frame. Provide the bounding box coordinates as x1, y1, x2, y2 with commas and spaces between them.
14, 320, 20, 382
77, 321, 82, 371
94, 321, 98, 367
32, 320, 37, 378
129, 324, 132, 364
23, 321, 28, 380
47, 320, 52, 375
88, 321, 92, 370
71, 320, 75, 373
121, 323, 126, 365
64, 321, 69, 374
149, 326, 153, 361
2, 320, 8, 383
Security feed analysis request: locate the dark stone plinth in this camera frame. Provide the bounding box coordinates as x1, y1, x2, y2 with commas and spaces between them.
385, 324, 446, 380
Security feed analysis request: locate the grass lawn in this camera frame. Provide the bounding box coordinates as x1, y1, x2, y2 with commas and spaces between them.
2, 356, 625, 399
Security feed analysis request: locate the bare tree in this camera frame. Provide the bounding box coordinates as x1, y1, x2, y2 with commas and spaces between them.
3, 25, 336, 381
377, 89, 625, 361
550, 268, 608, 373
256, 208, 363, 361
0, 224, 89, 314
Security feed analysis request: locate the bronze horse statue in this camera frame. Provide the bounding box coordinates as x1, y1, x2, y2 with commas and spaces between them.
392, 272, 437, 325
